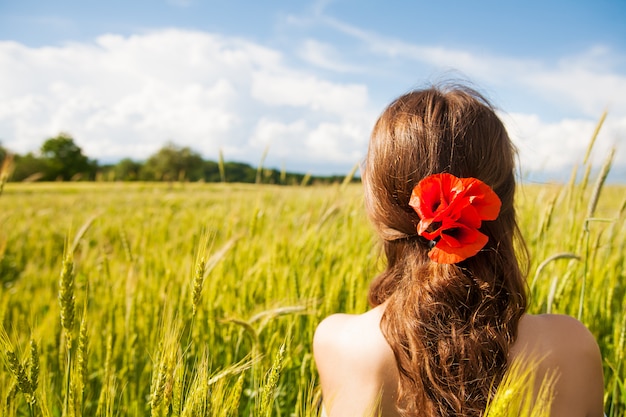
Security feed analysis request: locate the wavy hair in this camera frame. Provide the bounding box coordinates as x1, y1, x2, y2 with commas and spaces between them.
364, 85, 528, 416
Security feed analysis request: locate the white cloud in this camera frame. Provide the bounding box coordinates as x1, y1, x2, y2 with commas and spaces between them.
306, 121, 366, 162
0, 29, 374, 173
250, 117, 368, 164
0, 25, 624, 180
250, 70, 369, 117
316, 16, 626, 180
297, 39, 363, 73
523, 64, 626, 117
502, 111, 625, 181
250, 118, 309, 156
322, 17, 626, 119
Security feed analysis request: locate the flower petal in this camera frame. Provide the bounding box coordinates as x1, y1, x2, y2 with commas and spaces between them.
456, 204, 482, 229
460, 178, 502, 220
411, 173, 500, 264
428, 229, 489, 264
411, 173, 464, 235
410, 175, 441, 220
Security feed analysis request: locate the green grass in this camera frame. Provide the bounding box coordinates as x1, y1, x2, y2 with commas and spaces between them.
0, 177, 624, 416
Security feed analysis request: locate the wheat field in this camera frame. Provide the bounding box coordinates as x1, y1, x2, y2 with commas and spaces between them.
0, 166, 624, 416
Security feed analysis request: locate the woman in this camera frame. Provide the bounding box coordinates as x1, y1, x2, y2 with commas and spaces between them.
314, 85, 604, 417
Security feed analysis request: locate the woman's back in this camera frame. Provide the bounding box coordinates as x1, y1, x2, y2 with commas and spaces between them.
314, 84, 604, 417
314, 305, 399, 417
314, 307, 604, 417
510, 313, 604, 416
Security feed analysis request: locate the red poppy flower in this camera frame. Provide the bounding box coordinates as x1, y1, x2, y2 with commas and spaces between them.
409, 173, 501, 264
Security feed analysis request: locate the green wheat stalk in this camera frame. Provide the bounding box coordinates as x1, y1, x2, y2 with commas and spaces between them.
256, 145, 270, 185
218, 148, 226, 183
258, 343, 286, 417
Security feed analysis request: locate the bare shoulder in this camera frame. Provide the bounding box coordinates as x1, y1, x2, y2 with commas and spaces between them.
515, 314, 601, 361
513, 314, 604, 417
314, 306, 399, 416
314, 307, 395, 377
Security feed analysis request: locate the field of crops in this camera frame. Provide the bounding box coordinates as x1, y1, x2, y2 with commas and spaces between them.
0, 172, 624, 416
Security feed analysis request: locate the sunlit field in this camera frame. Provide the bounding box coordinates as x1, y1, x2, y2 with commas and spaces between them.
0, 171, 624, 415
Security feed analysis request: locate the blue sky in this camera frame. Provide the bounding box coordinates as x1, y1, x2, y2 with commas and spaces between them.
0, 0, 625, 181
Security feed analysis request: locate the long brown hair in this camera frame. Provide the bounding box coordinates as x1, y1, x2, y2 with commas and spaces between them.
364, 84, 528, 416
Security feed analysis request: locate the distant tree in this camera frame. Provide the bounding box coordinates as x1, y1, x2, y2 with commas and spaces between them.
11, 153, 48, 182
141, 143, 205, 181
113, 158, 142, 181
222, 161, 256, 183
40, 133, 95, 180
202, 160, 222, 182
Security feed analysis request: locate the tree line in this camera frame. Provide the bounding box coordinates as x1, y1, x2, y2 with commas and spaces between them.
0, 133, 356, 185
